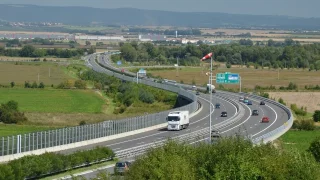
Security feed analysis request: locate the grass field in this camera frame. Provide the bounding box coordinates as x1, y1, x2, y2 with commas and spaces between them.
0, 89, 105, 113
0, 62, 75, 86
0, 124, 57, 137
280, 130, 320, 152
147, 66, 320, 89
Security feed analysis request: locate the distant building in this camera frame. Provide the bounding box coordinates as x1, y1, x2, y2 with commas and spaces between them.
75, 35, 125, 41
138, 34, 166, 41
181, 39, 199, 44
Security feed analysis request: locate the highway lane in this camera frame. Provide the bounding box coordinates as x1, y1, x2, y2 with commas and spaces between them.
56, 93, 238, 155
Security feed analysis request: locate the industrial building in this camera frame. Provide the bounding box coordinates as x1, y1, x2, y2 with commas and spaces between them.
138, 34, 167, 42
74, 35, 125, 41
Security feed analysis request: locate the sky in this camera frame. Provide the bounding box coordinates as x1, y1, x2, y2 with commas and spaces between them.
0, 0, 319, 18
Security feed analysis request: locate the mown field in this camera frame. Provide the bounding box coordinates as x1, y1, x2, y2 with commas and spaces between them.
280, 130, 320, 152
147, 66, 320, 89
0, 89, 105, 113
268, 92, 320, 113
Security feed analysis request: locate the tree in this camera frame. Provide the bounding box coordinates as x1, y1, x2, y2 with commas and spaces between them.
85, 41, 91, 46
0, 101, 27, 124
313, 110, 320, 122
278, 98, 286, 105
38, 82, 45, 89
20, 45, 35, 57
308, 137, 320, 162
74, 80, 87, 89
10, 81, 15, 88
24, 81, 31, 88
31, 82, 38, 88
120, 44, 137, 62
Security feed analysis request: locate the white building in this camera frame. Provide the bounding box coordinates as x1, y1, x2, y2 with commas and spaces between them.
75, 35, 125, 41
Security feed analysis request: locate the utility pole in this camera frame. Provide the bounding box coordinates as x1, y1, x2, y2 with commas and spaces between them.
176, 57, 179, 77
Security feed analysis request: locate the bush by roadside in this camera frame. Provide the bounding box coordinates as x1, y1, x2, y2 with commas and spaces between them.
0, 146, 114, 180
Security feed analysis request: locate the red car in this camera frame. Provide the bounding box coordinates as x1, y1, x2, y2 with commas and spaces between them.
261, 116, 269, 123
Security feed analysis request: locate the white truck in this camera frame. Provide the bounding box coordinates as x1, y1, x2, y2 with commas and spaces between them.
167, 111, 189, 131
207, 84, 216, 93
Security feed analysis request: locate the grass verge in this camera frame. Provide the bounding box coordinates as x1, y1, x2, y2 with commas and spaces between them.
40, 160, 116, 180
0, 124, 57, 137
280, 130, 320, 152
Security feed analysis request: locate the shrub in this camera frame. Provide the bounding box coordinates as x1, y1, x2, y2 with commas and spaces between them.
10, 81, 15, 88
0, 101, 27, 124
313, 110, 320, 122
292, 120, 315, 131
291, 104, 307, 116
139, 89, 155, 104
308, 137, 320, 162
38, 82, 45, 89
74, 80, 87, 89
278, 97, 286, 105
31, 81, 38, 88
79, 121, 86, 126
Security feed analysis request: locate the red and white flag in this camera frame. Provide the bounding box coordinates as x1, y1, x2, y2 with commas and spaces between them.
201, 52, 213, 61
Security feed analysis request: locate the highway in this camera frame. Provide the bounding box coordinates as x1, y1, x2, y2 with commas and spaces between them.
53, 53, 290, 180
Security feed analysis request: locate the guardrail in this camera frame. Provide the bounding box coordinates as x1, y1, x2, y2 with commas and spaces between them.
0, 54, 198, 157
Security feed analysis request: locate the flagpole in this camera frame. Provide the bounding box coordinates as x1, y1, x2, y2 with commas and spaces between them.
209, 56, 213, 143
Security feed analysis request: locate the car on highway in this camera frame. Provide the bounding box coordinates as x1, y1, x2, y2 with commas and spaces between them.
243, 99, 249, 104
239, 97, 244, 102
221, 111, 227, 117
247, 101, 253, 105
114, 161, 131, 175
211, 129, 221, 142
260, 101, 265, 105
196, 91, 200, 95
215, 103, 221, 109
252, 110, 259, 116
261, 116, 269, 123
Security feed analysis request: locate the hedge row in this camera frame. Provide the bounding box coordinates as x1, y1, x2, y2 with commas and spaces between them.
0, 146, 115, 180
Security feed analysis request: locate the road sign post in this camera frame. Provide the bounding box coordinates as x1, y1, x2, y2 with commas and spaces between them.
216, 72, 241, 92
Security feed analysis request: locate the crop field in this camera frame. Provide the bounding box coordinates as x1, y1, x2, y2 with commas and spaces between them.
268, 92, 320, 113
147, 66, 320, 89
0, 89, 105, 113
280, 130, 320, 152
0, 62, 74, 85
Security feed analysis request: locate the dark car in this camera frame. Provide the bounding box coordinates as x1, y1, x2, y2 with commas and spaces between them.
215, 103, 221, 109
211, 129, 221, 142
252, 110, 259, 116
221, 111, 227, 117
247, 101, 253, 105
196, 91, 200, 95
114, 161, 131, 175
260, 101, 265, 105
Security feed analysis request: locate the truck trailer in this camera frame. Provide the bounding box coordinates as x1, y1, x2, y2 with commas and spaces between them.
207, 84, 216, 93
167, 111, 189, 131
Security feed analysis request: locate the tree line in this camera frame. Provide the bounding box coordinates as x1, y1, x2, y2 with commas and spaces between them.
0, 45, 95, 58
113, 40, 320, 70
79, 70, 177, 114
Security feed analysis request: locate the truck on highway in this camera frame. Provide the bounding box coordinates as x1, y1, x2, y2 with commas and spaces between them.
207, 84, 216, 93
167, 111, 189, 131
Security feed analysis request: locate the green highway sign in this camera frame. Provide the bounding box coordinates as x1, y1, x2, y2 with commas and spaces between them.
216, 72, 240, 84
